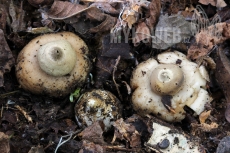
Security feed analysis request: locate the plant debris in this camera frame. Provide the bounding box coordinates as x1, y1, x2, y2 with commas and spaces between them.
0, 29, 15, 87
0, 132, 10, 153
198, 0, 227, 8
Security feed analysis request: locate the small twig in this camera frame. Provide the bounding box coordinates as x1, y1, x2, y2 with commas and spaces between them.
0, 105, 3, 118
0, 90, 20, 99
15, 105, 33, 123
112, 56, 123, 101
44, 141, 55, 150
105, 145, 141, 152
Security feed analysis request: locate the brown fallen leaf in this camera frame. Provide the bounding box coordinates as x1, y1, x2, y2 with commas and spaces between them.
9, 0, 26, 32
0, 29, 15, 87
214, 46, 230, 123
78, 121, 105, 145
47, 1, 116, 33
198, 0, 227, 8
122, 9, 138, 29
88, 14, 117, 33
0, 132, 10, 153
187, 23, 230, 60
90, 2, 120, 14
79, 140, 105, 153
145, 0, 161, 31
118, 0, 150, 29
133, 21, 151, 46
47, 1, 88, 19
112, 118, 141, 148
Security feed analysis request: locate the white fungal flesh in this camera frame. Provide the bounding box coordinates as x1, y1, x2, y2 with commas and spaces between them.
131, 51, 212, 122
147, 122, 202, 153
188, 89, 212, 115
199, 65, 210, 82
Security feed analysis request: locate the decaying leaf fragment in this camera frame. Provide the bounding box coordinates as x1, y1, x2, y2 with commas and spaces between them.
79, 140, 105, 153
122, 9, 138, 29
120, 0, 150, 29
47, 1, 88, 19
88, 10, 117, 33
47, 1, 117, 33
133, 21, 151, 46
188, 23, 230, 60
9, 0, 26, 32
78, 121, 105, 145
112, 118, 141, 148
0, 29, 15, 87
191, 122, 219, 134
145, 0, 161, 31
193, 110, 219, 133
90, 2, 120, 14
214, 47, 230, 123
198, 0, 227, 8
0, 132, 10, 153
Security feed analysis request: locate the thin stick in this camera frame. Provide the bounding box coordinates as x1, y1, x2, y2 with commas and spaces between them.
0, 90, 20, 98
105, 145, 141, 152
112, 56, 123, 101
0, 105, 3, 118
15, 105, 33, 123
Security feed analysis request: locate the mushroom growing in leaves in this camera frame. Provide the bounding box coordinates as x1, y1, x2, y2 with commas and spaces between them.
75, 89, 122, 131
16, 32, 91, 97
131, 51, 212, 122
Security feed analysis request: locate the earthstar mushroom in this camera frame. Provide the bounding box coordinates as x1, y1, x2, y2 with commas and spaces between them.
130, 51, 212, 122
75, 89, 122, 131
16, 32, 91, 97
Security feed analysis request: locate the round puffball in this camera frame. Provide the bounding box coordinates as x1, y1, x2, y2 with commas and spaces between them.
75, 89, 122, 131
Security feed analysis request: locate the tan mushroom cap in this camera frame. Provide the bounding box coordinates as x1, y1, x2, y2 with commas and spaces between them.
16, 32, 91, 97
37, 40, 77, 76
150, 64, 184, 95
